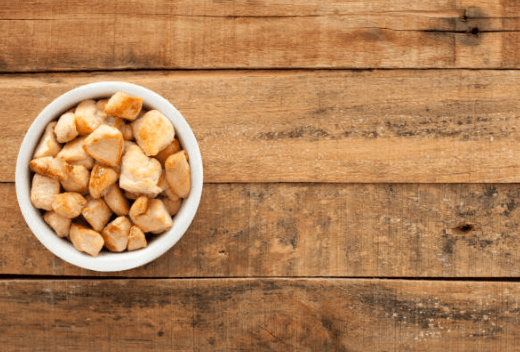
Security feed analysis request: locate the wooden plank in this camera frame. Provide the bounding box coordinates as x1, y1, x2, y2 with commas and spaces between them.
3, 182, 520, 277
1, 0, 520, 71
3, 70, 520, 183
1, 278, 519, 351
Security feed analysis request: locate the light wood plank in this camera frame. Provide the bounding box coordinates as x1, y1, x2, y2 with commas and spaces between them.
1, 278, 519, 351
1, 0, 520, 71
3, 182, 520, 277
2, 70, 520, 183
2, 0, 518, 20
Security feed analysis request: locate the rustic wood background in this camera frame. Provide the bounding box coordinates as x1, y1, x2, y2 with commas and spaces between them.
2, 0, 520, 351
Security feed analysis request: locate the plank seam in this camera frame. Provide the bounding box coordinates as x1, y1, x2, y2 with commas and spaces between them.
6, 67, 520, 75
1, 275, 519, 281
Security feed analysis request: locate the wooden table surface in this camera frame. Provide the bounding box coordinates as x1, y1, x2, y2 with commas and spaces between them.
2, 1, 520, 351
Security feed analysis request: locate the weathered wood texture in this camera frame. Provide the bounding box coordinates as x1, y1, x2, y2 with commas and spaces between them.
1, 278, 519, 351
3, 182, 520, 277
1, 0, 520, 71
3, 70, 520, 183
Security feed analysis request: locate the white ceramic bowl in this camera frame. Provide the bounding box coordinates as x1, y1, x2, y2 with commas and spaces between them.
15, 82, 203, 272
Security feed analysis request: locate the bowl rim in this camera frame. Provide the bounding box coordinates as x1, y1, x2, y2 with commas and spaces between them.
15, 81, 203, 272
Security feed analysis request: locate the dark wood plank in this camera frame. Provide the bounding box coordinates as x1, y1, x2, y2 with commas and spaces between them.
1, 0, 520, 71
3, 182, 520, 277
1, 278, 519, 351
3, 70, 520, 183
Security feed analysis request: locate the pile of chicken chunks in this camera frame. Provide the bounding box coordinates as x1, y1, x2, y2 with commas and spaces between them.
30, 92, 191, 257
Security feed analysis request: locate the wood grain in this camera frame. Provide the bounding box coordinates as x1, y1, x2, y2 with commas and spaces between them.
3, 182, 520, 277
1, 278, 519, 351
3, 70, 520, 183
1, 0, 520, 71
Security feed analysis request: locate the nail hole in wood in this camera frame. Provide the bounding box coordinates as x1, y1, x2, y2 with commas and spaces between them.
457, 223, 474, 233
470, 27, 479, 35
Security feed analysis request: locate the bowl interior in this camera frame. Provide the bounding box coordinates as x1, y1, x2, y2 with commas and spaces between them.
15, 82, 203, 272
